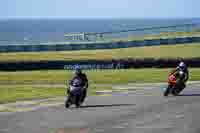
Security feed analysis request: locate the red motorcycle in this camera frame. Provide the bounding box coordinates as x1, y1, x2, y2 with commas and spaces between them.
164, 72, 185, 96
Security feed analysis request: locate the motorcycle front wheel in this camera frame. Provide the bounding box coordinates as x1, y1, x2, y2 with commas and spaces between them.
65, 96, 71, 108
65, 100, 70, 108
75, 95, 81, 108
164, 87, 171, 96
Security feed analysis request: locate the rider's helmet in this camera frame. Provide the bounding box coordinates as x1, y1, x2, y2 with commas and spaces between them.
75, 66, 82, 75
178, 61, 187, 71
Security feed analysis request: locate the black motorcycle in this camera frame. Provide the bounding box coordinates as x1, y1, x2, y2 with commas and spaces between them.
65, 79, 85, 108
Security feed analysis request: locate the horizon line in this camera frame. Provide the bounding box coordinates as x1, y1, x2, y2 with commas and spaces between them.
0, 16, 200, 20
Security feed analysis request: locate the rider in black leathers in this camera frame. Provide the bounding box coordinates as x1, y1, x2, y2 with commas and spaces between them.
171, 61, 189, 92
68, 67, 88, 103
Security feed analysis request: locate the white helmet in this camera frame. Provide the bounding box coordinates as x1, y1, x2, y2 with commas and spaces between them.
178, 62, 186, 70
179, 62, 185, 67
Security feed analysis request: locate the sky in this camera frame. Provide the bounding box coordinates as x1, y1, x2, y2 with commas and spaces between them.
0, 0, 199, 19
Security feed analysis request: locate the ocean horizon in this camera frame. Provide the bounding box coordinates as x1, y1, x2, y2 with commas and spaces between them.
0, 18, 200, 45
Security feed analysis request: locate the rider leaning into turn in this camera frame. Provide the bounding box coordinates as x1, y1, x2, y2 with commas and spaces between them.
68, 67, 88, 102
170, 61, 189, 87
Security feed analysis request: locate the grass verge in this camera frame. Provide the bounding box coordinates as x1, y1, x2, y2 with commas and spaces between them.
1, 68, 200, 84
0, 43, 200, 62
0, 68, 200, 103
0, 84, 113, 104
0, 85, 64, 104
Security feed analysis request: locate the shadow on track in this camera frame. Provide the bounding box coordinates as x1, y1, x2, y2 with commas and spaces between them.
80, 104, 135, 108
178, 94, 200, 96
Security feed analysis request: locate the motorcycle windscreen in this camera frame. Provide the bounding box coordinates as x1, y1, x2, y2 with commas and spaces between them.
72, 78, 83, 86
70, 86, 82, 95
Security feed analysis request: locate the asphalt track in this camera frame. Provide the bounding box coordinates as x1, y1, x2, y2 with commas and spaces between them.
1, 83, 200, 133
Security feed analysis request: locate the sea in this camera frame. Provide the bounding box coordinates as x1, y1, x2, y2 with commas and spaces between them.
0, 18, 200, 45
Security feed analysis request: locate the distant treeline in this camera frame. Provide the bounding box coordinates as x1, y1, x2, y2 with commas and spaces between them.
0, 58, 200, 71
1, 37, 200, 53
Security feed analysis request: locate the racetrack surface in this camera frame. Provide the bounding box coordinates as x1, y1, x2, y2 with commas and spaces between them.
1, 83, 200, 133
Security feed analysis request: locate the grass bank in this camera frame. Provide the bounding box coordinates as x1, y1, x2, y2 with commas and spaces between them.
0, 68, 200, 103
1, 68, 200, 84
0, 43, 200, 62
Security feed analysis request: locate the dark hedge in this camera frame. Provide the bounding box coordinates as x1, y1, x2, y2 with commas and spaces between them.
0, 58, 200, 71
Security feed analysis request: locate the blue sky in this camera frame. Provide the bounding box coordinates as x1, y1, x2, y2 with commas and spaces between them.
1, 0, 199, 19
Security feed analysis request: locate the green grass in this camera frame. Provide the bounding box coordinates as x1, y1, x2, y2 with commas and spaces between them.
0, 85, 64, 104
0, 43, 200, 62
0, 31, 200, 103
0, 84, 112, 104
0, 68, 200, 103
1, 68, 200, 84
0, 69, 172, 85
